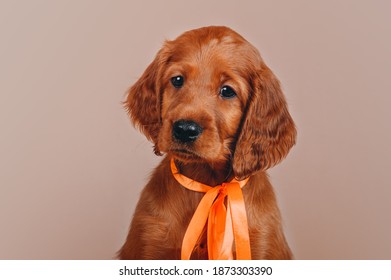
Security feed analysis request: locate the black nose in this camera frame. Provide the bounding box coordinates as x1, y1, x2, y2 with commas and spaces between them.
172, 120, 203, 143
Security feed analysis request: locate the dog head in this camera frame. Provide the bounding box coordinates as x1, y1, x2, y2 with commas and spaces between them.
125, 26, 296, 179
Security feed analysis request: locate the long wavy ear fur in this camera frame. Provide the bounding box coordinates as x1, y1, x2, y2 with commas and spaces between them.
233, 66, 297, 180
124, 45, 171, 155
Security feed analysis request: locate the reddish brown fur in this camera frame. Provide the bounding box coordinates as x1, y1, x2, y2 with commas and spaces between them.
119, 26, 296, 259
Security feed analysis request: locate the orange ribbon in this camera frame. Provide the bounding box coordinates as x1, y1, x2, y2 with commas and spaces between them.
170, 159, 251, 260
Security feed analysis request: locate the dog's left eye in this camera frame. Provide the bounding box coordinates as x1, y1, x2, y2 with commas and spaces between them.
220, 85, 237, 99
171, 76, 184, 88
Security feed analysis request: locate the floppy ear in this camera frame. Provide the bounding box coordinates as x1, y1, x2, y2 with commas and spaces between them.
124, 45, 170, 155
233, 67, 297, 180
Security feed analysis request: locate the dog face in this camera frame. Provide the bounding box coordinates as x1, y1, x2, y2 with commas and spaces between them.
125, 26, 296, 179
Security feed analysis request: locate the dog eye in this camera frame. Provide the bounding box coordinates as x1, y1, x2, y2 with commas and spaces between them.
171, 76, 184, 88
220, 85, 237, 99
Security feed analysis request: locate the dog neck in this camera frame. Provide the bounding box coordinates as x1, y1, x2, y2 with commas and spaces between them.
173, 158, 234, 187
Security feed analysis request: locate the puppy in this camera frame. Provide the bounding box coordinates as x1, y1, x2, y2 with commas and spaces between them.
119, 26, 296, 259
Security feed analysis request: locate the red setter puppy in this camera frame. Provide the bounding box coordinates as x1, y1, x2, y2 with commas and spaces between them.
119, 26, 296, 260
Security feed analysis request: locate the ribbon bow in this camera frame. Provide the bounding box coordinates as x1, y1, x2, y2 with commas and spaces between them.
170, 159, 251, 260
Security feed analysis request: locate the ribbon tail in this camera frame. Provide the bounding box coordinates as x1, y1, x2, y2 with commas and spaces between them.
227, 183, 252, 260
208, 194, 231, 260
181, 188, 220, 260
220, 202, 234, 260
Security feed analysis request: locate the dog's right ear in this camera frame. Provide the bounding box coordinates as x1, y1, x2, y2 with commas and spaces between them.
124, 44, 171, 153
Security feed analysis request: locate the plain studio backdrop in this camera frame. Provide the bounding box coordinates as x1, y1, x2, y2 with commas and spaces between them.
1, 0, 390, 259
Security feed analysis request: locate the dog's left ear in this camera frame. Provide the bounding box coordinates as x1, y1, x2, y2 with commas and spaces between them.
233, 66, 297, 180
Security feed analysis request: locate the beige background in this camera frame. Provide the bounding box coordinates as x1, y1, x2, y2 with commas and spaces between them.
1, 0, 390, 259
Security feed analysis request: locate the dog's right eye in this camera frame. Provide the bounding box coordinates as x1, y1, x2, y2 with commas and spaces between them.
171, 76, 184, 88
